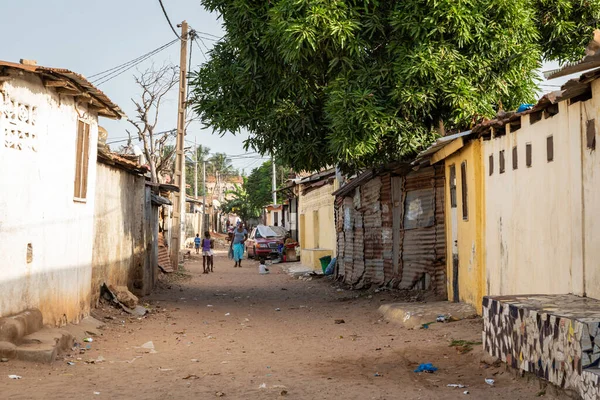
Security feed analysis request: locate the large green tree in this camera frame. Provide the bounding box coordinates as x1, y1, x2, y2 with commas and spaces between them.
190, 0, 600, 172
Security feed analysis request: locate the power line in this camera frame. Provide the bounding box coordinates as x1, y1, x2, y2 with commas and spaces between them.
193, 31, 221, 40
92, 39, 179, 86
88, 38, 177, 80
158, 0, 180, 39
196, 36, 212, 53
193, 38, 208, 62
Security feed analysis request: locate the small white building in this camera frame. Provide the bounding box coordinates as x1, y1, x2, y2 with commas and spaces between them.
0, 60, 124, 326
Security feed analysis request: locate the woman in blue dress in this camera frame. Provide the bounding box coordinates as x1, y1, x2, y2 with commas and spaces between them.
230, 221, 248, 268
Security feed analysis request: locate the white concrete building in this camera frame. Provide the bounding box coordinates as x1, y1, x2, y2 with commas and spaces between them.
0, 60, 124, 326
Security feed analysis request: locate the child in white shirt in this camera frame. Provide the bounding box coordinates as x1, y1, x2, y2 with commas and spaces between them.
258, 257, 270, 274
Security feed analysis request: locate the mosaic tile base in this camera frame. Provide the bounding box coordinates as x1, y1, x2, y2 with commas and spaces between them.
483, 295, 600, 398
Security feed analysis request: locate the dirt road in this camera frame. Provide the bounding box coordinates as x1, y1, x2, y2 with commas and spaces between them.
0, 249, 564, 399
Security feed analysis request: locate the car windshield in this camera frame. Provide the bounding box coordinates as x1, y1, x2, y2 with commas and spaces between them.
269, 226, 287, 238
255, 230, 262, 239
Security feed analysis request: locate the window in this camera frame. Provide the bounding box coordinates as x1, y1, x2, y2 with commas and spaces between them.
273, 212, 279, 226
449, 165, 457, 208
530, 111, 543, 124
403, 189, 435, 229
547, 135, 554, 162
74, 120, 90, 200
526, 143, 532, 167
499, 150, 505, 173
512, 146, 518, 170
489, 154, 494, 176
460, 161, 468, 220
587, 119, 596, 150
544, 104, 559, 118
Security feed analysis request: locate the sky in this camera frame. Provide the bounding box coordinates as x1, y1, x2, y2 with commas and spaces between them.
0, 1, 583, 173
0, 0, 269, 174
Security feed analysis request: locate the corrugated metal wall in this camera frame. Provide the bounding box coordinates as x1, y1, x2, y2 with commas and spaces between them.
335, 165, 446, 295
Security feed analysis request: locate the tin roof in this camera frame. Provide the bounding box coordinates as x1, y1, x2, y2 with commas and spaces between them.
97, 146, 148, 174
416, 66, 600, 165
0, 60, 125, 119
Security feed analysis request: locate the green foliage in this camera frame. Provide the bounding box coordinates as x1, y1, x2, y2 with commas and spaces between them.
220, 178, 261, 222
185, 144, 211, 197
223, 160, 288, 219
207, 152, 237, 178
190, 0, 600, 172
246, 160, 275, 210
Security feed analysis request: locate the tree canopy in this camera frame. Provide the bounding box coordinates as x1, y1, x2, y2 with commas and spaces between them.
220, 178, 261, 222
190, 0, 600, 172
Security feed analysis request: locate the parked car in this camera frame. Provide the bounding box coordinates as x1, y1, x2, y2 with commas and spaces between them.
246, 225, 285, 259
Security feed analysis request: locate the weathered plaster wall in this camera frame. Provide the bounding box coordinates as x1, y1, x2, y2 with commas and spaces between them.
483, 101, 584, 298
0, 72, 98, 326
582, 80, 600, 300
299, 181, 337, 270
91, 163, 146, 305
443, 140, 486, 313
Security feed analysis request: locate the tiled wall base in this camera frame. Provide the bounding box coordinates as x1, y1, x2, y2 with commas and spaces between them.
483, 295, 600, 399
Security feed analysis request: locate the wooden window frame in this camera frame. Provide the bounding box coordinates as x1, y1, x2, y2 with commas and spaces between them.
587, 119, 596, 150
512, 146, 518, 170
489, 154, 494, 176
449, 165, 457, 208
526, 143, 532, 167
547, 135, 554, 162
499, 150, 505, 174
74, 120, 90, 202
460, 161, 468, 221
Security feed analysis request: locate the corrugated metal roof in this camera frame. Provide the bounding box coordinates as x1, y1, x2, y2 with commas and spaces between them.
413, 130, 472, 166
544, 53, 600, 80
151, 193, 172, 206
0, 60, 125, 119
97, 146, 148, 174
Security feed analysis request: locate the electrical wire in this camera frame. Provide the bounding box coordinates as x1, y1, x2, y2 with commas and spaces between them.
196, 36, 212, 53
193, 31, 221, 40
158, 0, 180, 39
92, 39, 179, 86
88, 38, 178, 80
193, 38, 208, 62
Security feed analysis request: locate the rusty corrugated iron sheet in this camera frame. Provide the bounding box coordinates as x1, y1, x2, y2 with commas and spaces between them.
335, 165, 446, 294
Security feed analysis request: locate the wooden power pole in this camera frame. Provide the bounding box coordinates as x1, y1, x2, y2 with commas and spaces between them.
170, 20, 189, 270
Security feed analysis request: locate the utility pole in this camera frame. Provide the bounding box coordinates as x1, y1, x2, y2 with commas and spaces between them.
194, 137, 198, 199
272, 154, 277, 205
170, 20, 188, 270
203, 159, 207, 231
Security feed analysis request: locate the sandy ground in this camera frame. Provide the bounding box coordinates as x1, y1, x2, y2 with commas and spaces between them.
0, 248, 569, 400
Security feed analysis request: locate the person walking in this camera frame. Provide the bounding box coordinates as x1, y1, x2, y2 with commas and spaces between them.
201, 231, 214, 273
230, 221, 248, 268
194, 233, 201, 254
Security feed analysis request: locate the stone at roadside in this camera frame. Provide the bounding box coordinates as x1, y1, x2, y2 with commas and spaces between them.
1, 358, 8, 362
378, 301, 477, 329
109, 285, 139, 309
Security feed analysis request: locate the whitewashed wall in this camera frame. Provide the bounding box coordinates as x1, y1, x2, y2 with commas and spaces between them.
92, 162, 146, 305
0, 71, 98, 326
582, 80, 600, 300
482, 85, 600, 298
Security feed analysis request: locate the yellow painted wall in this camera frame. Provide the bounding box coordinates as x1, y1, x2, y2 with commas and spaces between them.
442, 140, 486, 314
298, 179, 338, 270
